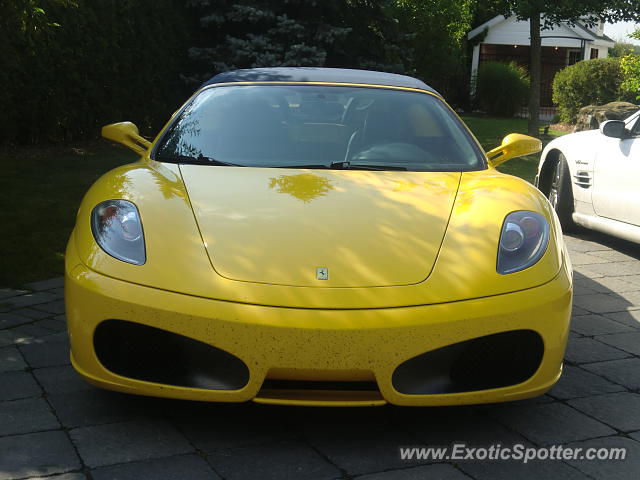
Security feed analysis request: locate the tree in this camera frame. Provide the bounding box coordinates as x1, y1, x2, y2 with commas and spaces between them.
391, 0, 474, 103
185, 0, 406, 83
620, 28, 640, 100
609, 41, 640, 57
497, 1, 640, 135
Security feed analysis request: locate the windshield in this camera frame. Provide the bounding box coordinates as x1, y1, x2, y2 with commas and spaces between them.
154, 84, 485, 171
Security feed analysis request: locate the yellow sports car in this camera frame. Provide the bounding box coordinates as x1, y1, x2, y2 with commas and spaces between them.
65, 67, 572, 407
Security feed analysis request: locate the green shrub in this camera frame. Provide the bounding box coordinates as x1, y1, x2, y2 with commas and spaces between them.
621, 53, 640, 100
552, 57, 634, 123
474, 61, 530, 117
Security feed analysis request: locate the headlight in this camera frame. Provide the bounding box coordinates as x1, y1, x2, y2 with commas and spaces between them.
497, 211, 549, 274
91, 200, 146, 265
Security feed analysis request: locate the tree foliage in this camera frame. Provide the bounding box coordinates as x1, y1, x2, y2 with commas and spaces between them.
552, 58, 632, 123
492, 1, 640, 134
185, 0, 406, 83
476, 61, 530, 116
0, 0, 191, 144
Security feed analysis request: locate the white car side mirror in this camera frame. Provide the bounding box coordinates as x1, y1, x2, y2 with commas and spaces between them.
600, 120, 627, 139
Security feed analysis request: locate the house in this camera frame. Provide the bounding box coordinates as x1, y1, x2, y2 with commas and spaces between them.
468, 15, 615, 109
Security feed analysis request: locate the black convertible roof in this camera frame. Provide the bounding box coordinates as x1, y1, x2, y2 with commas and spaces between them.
202, 67, 439, 95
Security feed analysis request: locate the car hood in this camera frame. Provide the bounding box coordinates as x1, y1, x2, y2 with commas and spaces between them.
180, 166, 461, 288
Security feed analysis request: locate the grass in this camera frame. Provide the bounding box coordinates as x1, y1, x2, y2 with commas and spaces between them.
462, 115, 565, 183
0, 144, 136, 287
0, 118, 567, 288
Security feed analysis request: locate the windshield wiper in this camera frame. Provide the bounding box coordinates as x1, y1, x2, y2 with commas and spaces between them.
155, 153, 244, 167
329, 160, 407, 171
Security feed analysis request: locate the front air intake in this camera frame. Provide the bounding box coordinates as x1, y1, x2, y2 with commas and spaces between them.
94, 320, 249, 390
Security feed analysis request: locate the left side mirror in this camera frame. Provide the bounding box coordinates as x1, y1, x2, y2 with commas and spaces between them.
600, 120, 627, 139
486, 133, 542, 167
102, 122, 152, 155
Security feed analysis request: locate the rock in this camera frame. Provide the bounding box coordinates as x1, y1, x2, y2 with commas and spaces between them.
574, 101, 639, 132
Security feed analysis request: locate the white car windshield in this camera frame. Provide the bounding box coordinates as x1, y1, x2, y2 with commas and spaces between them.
154, 84, 485, 172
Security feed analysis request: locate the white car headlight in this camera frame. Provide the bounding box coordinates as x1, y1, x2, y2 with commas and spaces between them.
91, 200, 146, 265
497, 211, 549, 274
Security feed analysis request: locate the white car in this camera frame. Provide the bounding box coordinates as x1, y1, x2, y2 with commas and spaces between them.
536, 111, 640, 243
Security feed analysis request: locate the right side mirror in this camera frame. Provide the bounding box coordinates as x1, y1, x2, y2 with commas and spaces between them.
600, 120, 627, 139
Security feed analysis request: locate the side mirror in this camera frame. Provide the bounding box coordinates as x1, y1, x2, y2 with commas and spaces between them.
600, 120, 627, 139
486, 133, 542, 167
102, 122, 152, 155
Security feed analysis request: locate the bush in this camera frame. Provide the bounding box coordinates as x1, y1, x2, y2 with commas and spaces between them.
0, 0, 192, 145
621, 53, 640, 100
552, 58, 634, 123
474, 61, 530, 116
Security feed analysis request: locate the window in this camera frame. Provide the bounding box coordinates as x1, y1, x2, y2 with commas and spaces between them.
590, 48, 599, 59
154, 85, 485, 172
567, 50, 581, 65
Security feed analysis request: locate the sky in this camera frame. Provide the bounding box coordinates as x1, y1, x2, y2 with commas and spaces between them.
605, 21, 640, 44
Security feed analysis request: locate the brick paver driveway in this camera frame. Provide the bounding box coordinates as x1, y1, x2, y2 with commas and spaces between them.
2, 231, 640, 480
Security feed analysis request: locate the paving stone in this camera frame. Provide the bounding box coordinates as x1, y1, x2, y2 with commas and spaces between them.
91, 454, 219, 480
70, 420, 193, 468
624, 274, 640, 287
569, 251, 608, 266
458, 457, 588, 480
568, 392, 640, 432
583, 358, 640, 389
208, 440, 340, 480
0, 329, 32, 347
549, 365, 625, 400
176, 404, 296, 452
11, 307, 52, 320
0, 397, 58, 436
28, 474, 86, 480
33, 299, 66, 315
574, 294, 636, 314
575, 275, 640, 294
570, 314, 634, 336
587, 250, 640, 262
573, 284, 599, 296
0, 371, 42, 401
0, 431, 81, 480
571, 305, 590, 317
579, 261, 640, 277
20, 333, 70, 368
615, 290, 640, 306
564, 337, 630, 364
564, 236, 610, 253
0, 346, 27, 371
24, 277, 65, 291
0, 292, 60, 310
0, 312, 32, 329
306, 421, 425, 475
573, 264, 606, 279
489, 403, 615, 446
33, 365, 92, 395
565, 436, 640, 480
407, 406, 528, 446
603, 310, 640, 328
12, 323, 56, 338
33, 317, 67, 332
0, 288, 28, 299
596, 331, 640, 355
357, 464, 471, 480
49, 388, 151, 428
569, 252, 610, 266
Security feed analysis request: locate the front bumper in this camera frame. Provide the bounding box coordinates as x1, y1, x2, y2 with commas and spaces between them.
66, 259, 572, 407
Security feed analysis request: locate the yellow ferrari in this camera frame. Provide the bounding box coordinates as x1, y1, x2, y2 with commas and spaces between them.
65, 67, 572, 407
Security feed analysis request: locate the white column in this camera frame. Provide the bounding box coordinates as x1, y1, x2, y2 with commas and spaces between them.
470, 43, 480, 96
